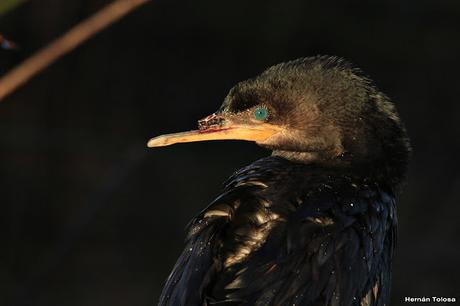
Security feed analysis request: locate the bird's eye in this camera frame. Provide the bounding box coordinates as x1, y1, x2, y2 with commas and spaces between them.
254, 107, 269, 121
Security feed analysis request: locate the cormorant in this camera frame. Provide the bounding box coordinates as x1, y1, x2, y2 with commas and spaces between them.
147, 56, 410, 306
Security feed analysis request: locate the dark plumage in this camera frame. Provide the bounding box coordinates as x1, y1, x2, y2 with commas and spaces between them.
148, 56, 410, 306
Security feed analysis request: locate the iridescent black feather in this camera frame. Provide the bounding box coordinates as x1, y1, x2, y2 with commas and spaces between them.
160, 157, 398, 306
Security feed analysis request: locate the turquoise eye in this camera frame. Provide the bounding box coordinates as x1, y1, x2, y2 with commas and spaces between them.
254, 107, 269, 121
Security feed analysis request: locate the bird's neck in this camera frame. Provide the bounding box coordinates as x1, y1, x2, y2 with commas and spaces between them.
271, 149, 406, 193
271, 150, 321, 164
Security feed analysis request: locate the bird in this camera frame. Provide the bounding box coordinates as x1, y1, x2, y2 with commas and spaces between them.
147, 56, 411, 306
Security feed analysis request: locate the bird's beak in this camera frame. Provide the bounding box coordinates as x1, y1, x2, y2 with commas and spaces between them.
147, 113, 281, 148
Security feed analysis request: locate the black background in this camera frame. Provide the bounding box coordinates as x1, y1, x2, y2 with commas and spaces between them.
1, 1, 459, 305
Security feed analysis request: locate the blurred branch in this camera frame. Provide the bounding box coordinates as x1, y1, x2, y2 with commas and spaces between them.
0, 0, 27, 16
0, 0, 150, 102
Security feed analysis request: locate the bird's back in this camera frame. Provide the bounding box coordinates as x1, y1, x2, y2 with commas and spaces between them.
159, 156, 397, 306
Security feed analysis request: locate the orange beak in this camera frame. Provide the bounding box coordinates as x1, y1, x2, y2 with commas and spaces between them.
147, 113, 281, 148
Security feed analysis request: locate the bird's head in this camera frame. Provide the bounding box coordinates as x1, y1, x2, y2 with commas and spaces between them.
148, 56, 410, 184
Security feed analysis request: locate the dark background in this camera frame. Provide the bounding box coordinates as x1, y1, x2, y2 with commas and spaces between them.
1, 0, 459, 305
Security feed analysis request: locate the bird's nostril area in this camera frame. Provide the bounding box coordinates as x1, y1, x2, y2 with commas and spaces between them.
198, 114, 225, 130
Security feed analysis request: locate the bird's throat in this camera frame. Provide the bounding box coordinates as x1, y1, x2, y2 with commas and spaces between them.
271, 150, 322, 164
